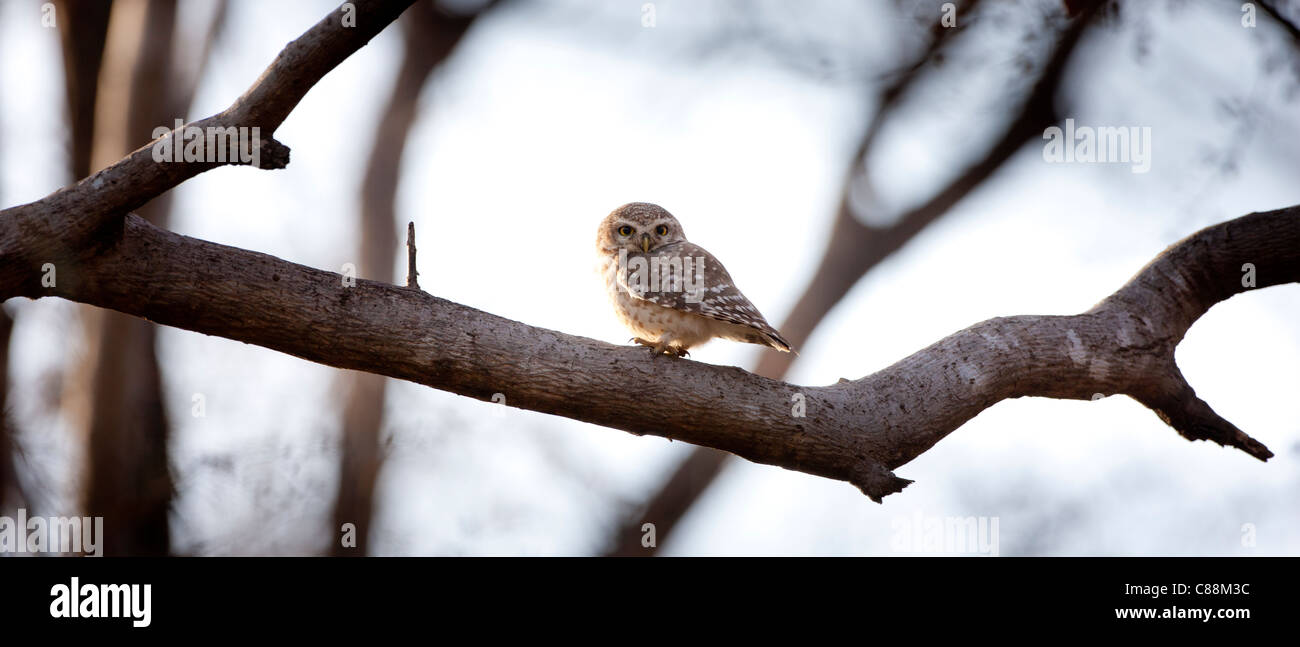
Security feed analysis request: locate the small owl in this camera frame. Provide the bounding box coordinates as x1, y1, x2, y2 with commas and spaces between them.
596, 202, 793, 357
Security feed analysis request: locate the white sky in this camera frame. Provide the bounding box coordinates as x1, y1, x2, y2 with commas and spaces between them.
2, 0, 1298, 555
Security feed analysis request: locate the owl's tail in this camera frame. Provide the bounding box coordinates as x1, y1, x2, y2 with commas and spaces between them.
762, 330, 795, 354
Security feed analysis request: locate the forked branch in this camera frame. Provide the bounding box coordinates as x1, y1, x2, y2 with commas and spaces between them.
0, 0, 417, 297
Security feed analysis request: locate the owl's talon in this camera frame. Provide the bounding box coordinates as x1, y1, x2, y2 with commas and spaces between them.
630, 337, 668, 355
630, 337, 687, 357
655, 344, 688, 358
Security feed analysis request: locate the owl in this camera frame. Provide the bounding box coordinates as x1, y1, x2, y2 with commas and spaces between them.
596, 202, 793, 357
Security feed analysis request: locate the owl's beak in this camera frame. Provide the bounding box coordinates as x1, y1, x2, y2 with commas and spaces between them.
641, 234, 651, 253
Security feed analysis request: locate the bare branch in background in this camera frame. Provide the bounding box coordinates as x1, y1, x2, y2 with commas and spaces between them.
763, 0, 1100, 389
3, 0, 116, 519
332, 0, 490, 556
1258, 0, 1300, 43
55, 0, 115, 180
77, 0, 233, 557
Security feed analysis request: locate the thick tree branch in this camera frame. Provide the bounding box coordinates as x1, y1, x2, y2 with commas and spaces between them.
0, 0, 416, 297
16, 206, 1293, 501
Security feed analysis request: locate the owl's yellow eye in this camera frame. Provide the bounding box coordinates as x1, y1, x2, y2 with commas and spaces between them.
655, 225, 668, 236
618, 225, 633, 236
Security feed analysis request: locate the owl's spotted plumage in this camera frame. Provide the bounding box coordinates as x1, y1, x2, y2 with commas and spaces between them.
596, 202, 793, 357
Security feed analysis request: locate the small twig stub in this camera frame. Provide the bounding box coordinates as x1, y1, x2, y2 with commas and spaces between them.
406, 221, 419, 289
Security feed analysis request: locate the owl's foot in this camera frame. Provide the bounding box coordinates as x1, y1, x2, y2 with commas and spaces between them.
630, 337, 689, 358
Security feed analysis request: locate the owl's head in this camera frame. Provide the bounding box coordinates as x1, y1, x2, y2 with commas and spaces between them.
596, 202, 687, 255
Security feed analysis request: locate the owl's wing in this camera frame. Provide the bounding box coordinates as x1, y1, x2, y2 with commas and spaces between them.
617, 242, 793, 352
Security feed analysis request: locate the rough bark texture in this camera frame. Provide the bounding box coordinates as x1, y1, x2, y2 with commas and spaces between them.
9, 207, 1291, 501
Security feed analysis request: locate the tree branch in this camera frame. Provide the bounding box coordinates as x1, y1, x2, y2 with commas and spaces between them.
758, 0, 1099, 381
54, 0, 114, 180
0, 0, 416, 297
1258, 0, 1300, 44
15, 206, 1292, 501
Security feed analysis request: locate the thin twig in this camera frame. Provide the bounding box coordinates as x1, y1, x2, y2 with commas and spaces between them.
406, 221, 419, 289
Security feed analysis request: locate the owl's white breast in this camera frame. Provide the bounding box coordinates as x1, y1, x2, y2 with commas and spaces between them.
599, 254, 718, 350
